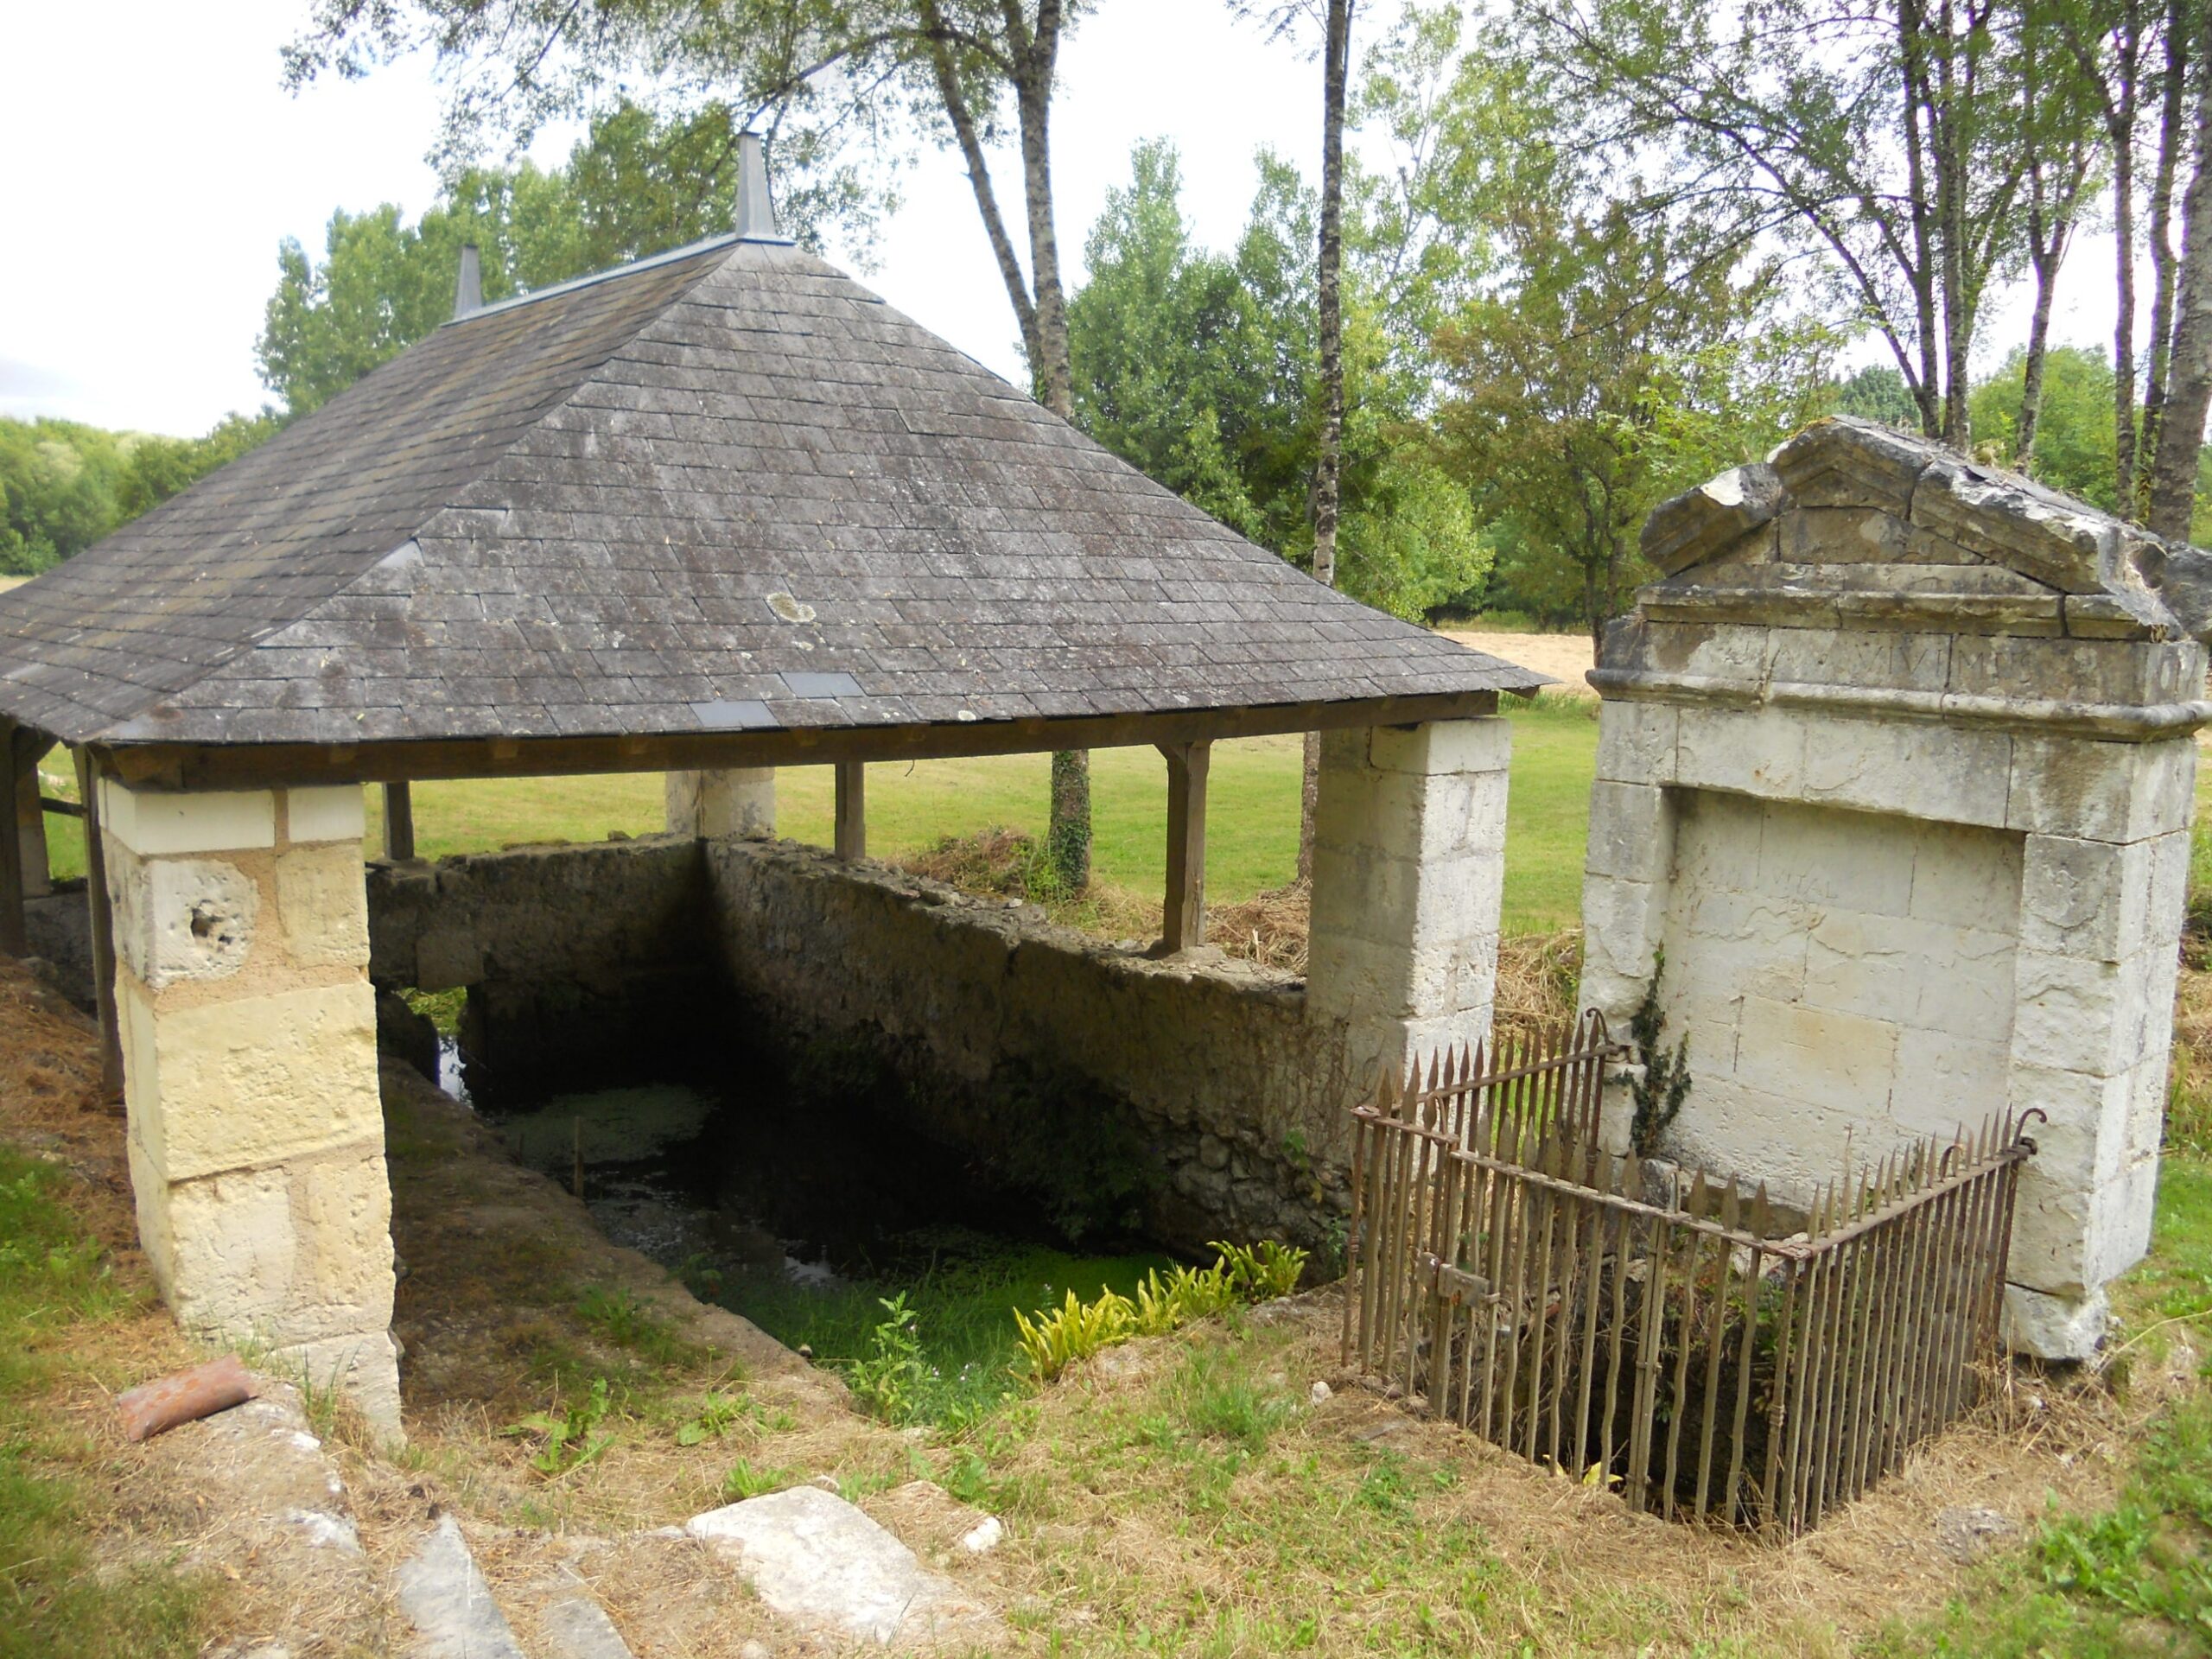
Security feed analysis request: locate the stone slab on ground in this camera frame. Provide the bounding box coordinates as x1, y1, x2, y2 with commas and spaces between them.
395, 1514, 528, 1659
686, 1485, 1001, 1649
539, 1594, 639, 1659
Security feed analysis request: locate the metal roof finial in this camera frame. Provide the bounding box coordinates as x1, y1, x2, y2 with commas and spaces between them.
453, 244, 483, 319
735, 131, 780, 241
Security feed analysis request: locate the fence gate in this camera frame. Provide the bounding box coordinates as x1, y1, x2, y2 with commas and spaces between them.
1343, 1011, 2039, 1535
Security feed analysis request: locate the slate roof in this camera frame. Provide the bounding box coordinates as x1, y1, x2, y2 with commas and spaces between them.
0, 234, 1541, 751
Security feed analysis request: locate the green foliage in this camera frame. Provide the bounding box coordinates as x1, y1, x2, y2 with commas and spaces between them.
573, 1285, 700, 1367
1628, 950, 1691, 1157
1967, 345, 2120, 510
1417, 37, 1832, 644
502, 1375, 617, 1477
1020, 1241, 1309, 1382
721, 1458, 802, 1501
1066, 140, 1492, 622
846, 1294, 931, 1424
257, 100, 860, 418
1014, 1287, 1138, 1383
1212, 1238, 1308, 1301
0, 1147, 213, 1657
0, 411, 278, 575
1831, 364, 1922, 429
673, 1390, 752, 1447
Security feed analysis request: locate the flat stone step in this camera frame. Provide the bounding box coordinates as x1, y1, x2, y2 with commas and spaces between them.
685, 1485, 1000, 1648
395, 1514, 528, 1659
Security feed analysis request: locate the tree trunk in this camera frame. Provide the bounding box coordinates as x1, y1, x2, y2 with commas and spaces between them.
2018, 234, 2063, 462
1898, 0, 1945, 438
1003, 0, 1089, 890
2142, 0, 2189, 500
1297, 0, 1355, 884
2151, 5, 2212, 541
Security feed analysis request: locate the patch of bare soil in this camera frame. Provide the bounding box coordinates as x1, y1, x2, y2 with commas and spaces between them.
1440, 629, 1597, 695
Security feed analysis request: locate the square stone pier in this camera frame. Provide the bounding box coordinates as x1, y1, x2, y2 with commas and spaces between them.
1581, 416, 2212, 1360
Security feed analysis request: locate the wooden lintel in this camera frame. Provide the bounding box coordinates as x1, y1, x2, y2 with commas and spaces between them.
834, 760, 866, 861
1160, 739, 1211, 956
94, 692, 1504, 792
382, 780, 416, 861
73, 748, 124, 1102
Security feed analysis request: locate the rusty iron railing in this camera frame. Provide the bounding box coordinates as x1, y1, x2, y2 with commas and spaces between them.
1344, 1014, 2039, 1535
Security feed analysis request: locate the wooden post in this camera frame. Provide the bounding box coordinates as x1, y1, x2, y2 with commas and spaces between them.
834, 760, 866, 861
13, 733, 49, 899
0, 721, 24, 957
382, 780, 416, 861
73, 748, 124, 1101
1160, 739, 1211, 954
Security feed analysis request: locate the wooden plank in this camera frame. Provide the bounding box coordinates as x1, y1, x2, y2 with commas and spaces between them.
1159, 740, 1211, 954
0, 720, 25, 956
834, 760, 866, 861
381, 780, 416, 861
103, 691, 1506, 791
73, 748, 123, 1102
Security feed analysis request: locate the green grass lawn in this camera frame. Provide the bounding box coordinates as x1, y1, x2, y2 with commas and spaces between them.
36, 696, 1599, 934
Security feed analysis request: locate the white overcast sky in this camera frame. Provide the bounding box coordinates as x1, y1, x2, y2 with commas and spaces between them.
0, 0, 2134, 436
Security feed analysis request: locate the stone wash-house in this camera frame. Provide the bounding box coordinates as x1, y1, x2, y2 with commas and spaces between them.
0, 145, 1542, 1428
1583, 415, 2212, 1359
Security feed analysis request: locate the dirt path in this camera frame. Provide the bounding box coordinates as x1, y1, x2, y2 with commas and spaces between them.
1440, 629, 1596, 695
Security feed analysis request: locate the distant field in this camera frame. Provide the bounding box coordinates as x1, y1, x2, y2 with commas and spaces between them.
35, 696, 1602, 935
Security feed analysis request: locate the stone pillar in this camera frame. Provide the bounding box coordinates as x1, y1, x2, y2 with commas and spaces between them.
2004, 738, 2196, 1356
99, 777, 401, 1433
1306, 718, 1510, 1086
14, 739, 49, 899
665, 769, 776, 840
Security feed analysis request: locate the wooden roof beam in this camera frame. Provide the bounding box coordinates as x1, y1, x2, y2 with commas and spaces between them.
99, 692, 1504, 792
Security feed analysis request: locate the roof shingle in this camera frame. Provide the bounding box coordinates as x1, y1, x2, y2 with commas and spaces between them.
0, 236, 1541, 749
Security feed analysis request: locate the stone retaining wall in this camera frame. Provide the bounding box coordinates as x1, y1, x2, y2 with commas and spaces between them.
359, 833, 1358, 1251
701, 838, 1356, 1252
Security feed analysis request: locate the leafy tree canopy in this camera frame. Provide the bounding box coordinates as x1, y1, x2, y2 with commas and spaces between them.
257, 99, 866, 416
1065, 139, 1491, 622
0, 410, 282, 576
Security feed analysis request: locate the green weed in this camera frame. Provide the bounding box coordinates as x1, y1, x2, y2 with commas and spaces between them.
503, 1376, 617, 1477
1014, 1287, 1137, 1382
721, 1458, 802, 1500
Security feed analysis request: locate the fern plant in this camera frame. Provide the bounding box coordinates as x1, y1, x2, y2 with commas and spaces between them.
1628, 949, 1693, 1157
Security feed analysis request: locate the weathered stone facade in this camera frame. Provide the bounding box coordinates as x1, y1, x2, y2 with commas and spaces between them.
99, 779, 400, 1430
1583, 416, 2212, 1360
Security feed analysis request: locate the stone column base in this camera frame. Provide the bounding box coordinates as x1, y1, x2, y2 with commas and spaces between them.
2002, 1281, 2109, 1363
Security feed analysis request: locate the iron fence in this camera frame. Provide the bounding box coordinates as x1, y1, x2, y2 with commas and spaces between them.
1344, 1012, 2039, 1535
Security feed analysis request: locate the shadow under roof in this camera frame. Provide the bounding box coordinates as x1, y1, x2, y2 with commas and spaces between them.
0, 235, 1544, 759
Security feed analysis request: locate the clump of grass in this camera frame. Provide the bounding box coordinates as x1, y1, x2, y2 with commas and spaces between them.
721, 1458, 803, 1501
502, 1376, 618, 1478
0, 1148, 218, 1657
574, 1285, 706, 1370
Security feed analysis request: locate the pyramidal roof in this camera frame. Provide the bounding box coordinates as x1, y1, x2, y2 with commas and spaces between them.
0, 234, 1541, 753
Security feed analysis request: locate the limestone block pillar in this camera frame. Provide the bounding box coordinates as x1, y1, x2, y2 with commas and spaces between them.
665, 769, 776, 840
1307, 718, 1510, 1088
99, 777, 401, 1433
2003, 736, 2196, 1356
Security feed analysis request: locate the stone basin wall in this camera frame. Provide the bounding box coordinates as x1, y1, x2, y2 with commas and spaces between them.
359, 833, 1356, 1252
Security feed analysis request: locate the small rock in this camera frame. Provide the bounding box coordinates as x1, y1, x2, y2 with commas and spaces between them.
740, 1643, 772, 1659
1935, 1505, 2019, 1564
958, 1516, 1003, 1555
1309, 1381, 1332, 1406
